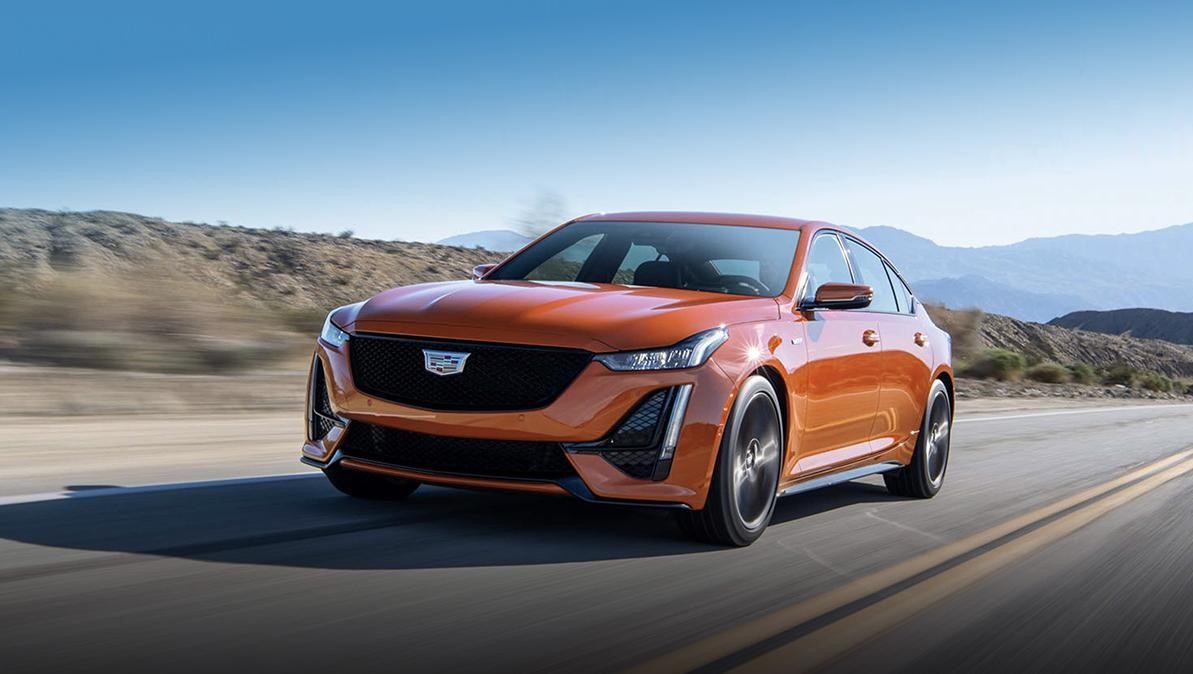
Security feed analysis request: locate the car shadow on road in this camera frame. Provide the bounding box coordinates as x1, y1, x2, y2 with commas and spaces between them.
0, 477, 905, 572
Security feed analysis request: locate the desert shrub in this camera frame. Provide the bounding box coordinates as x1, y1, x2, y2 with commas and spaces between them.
1184, 382, 1193, 396
1101, 363, 1137, 386
1137, 372, 1175, 393
923, 304, 983, 362
1026, 362, 1071, 384
1066, 362, 1098, 385
961, 348, 1027, 381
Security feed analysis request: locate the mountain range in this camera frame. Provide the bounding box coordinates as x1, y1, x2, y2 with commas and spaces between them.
858, 223, 1193, 322
437, 230, 532, 252
438, 221, 1193, 322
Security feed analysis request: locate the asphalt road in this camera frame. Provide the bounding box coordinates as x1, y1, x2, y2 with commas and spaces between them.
1, 402, 1192, 673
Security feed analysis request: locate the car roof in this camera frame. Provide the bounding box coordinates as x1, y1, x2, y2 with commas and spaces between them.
575, 211, 822, 231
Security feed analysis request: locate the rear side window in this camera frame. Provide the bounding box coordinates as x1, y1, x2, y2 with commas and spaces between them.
887, 262, 915, 313
803, 234, 853, 300
843, 238, 898, 313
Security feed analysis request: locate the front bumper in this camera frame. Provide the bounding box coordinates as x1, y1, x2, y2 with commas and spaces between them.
302, 338, 738, 510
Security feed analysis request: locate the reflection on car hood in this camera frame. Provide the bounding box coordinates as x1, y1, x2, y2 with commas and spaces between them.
348, 280, 779, 351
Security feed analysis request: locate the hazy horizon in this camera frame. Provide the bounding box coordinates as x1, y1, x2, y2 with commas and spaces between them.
3, 1, 1191, 246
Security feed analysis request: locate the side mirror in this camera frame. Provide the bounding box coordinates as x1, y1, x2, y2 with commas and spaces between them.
801, 282, 873, 311
472, 263, 498, 280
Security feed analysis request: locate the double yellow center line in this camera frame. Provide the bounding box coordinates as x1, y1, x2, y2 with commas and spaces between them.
631, 448, 1193, 674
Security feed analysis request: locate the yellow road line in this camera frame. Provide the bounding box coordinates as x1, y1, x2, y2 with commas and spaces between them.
628, 448, 1193, 674
736, 454, 1193, 672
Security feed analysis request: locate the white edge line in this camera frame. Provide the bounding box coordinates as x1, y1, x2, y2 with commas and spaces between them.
958, 403, 1193, 424
0, 472, 321, 506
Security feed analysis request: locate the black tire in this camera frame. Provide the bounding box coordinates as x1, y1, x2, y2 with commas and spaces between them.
677, 375, 783, 547
323, 462, 420, 500
884, 379, 951, 498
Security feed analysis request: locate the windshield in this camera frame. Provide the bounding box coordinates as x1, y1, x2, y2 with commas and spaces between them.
488, 221, 801, 297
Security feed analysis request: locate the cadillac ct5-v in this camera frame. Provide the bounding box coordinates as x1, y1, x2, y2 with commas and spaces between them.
302, 212, 953, 546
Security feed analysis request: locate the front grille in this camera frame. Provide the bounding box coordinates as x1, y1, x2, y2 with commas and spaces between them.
339, 421, 576, 480
349, 334, 592, 411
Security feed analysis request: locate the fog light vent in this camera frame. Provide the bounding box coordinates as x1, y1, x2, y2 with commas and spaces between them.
567, 388, 679, 480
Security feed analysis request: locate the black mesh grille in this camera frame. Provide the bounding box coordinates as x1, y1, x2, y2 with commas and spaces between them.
339, 421, 576, 480
601, 449, 662, 480
607, 390, 669, 447
349, 334, 592, 411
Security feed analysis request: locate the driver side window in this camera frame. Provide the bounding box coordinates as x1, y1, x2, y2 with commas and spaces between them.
803, 233, 853, 301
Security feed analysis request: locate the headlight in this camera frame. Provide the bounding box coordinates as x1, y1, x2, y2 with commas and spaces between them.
595, 327, 728, 371
319, 311, 350, 348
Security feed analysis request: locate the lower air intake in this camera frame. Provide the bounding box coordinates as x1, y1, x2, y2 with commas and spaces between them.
339, 422, 577, 481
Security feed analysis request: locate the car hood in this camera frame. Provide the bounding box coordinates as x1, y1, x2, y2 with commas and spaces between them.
343, 280, 780, 352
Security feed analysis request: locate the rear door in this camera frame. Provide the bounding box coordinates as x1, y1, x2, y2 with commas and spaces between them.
842, 237, 932, 453
794, 232, 883, 475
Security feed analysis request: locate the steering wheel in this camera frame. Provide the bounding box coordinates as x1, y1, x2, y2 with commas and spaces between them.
716, 275, 770, 296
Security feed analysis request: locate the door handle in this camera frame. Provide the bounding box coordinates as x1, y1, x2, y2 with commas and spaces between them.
862, 329, 880, 347
914, 332, 929, 347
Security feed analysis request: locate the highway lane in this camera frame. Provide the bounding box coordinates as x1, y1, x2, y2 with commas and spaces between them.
0, 403, 1191, 673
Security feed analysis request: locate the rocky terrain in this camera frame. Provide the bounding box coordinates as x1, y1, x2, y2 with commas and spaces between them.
972, 311, 1193, 379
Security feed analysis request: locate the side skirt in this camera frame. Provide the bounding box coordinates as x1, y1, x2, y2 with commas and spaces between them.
777, 461, 903, 498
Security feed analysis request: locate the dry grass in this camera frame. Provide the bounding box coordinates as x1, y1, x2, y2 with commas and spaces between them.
0, 270, 309, 373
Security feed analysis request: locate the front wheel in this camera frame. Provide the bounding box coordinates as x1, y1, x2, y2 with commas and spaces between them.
323, 463, 421, 500
884, 379, 951, 498
677, 375, 783, 547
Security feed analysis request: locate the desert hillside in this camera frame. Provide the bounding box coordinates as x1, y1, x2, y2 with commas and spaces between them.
0, 208, 492, 372
929, 306, 1193, 380
1051, 308, 1193, 346
0, 208, 495, 312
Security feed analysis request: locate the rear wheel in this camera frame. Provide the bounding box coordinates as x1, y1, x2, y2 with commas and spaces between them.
323, 462, 420, 500
678, 375, 783, 547
884, 379, 951, 498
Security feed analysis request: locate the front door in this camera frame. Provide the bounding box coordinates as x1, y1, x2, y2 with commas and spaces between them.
794, 233, 883, 476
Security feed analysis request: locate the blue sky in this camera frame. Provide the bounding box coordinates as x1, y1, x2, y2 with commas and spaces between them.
2, 0, 1190, 246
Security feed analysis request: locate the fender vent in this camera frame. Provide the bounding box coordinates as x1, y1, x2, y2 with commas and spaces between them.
309, 358, 340, 440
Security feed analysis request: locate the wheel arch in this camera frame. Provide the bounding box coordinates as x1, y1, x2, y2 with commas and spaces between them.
749, 364, 791, 459
934, 368, 955, 418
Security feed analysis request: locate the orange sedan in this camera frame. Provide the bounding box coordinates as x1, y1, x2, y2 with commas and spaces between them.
302, 212, 954, 546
